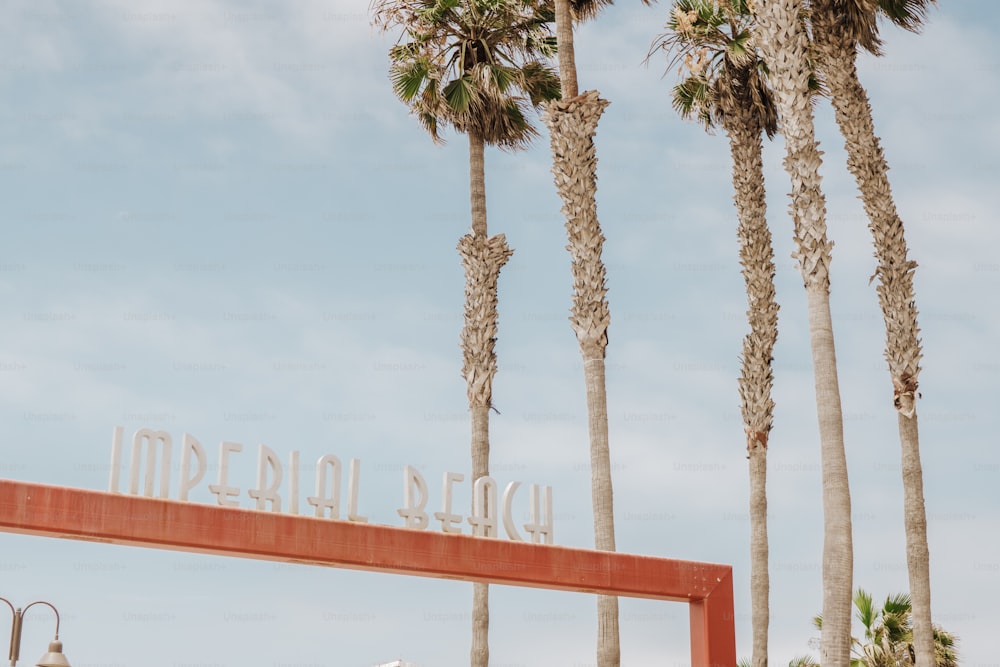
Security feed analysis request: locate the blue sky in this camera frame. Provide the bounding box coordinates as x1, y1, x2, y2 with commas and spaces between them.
1, 0, 997, 665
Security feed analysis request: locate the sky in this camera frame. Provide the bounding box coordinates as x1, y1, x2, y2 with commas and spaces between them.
0, 0, 997, 665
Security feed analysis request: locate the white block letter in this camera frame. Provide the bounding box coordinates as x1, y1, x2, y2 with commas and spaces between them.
502, 481, 523, 541
307, 454, 342, 519
467, 476, 498, 538
109, 426, 124, 493
179, 433, 207, 501
129, 428, 172, 498
523, 484, 554, 544
208, 441, 242, 507
346, 458, 367, 523
288, 450, 300, 515
397, 465, 429, 529
248, 444, 283, 512
434, 472, 464, 534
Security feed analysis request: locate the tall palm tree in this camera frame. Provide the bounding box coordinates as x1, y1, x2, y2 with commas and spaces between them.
542, 1, 642, 663
747, 0, 854, 665
807, 3, 937, 664
371, 2, 559, 665
650, 3, 779, 666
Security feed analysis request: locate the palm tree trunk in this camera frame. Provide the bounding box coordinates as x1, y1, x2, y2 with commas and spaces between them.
547, 7, 616, 661
805, 287, 853, 667
726, 117, 777, 667
748, 446, 769, 667
460, 128, 512, 667
542, 90, 618, 667
899, 412, 932, 667
554, 0, 579, 99
469, 128, 488, 238
751, 2, 853, 666
587, 357, 620, 667
810, 16, 934, 665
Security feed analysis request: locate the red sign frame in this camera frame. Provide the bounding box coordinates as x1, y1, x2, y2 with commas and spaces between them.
0, 479, 736, 666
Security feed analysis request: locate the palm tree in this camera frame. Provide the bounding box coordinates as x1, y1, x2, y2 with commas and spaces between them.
747, 0, 854, 665
371, 2, 559, 665
789, 657, 822, 667
849, 589, 914, 667
806, 3, 937, 664
813, 588, 959, 667
543, 1, 631, 664
544, 1, 658, 663
650, 3, 779, 666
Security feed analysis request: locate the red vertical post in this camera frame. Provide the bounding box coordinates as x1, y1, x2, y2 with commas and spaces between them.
689, 567, 737, 667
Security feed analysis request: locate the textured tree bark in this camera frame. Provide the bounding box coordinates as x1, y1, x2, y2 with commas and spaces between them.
726, 118, 777, 667
748, 445, 769, 667
811, 13, 933, 665
554, 0, 579, 99
461, 128, 512, 667
469, 129, 488, 238
898, 411, 933, 667
542, 90, 619, 667
806, 287, 853, 667
586, 356, 619, 667
751, 1, 853, 665
471, 412, 490, 665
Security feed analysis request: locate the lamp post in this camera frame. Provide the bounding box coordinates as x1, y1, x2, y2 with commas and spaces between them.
0, 599, 71, 667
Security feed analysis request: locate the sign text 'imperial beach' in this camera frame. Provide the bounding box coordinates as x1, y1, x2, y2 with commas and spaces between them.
109, 427, 554, 543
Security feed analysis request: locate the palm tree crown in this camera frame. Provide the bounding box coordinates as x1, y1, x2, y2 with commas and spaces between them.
810, 0, 937, 57
651, 0, 777, 136
372, 0, 560, 148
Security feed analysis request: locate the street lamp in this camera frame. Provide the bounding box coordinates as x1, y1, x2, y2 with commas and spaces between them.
0, 599, 71, 667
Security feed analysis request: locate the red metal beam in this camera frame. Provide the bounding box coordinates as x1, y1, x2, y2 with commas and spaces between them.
0, 479, 735, 665
690, 567, 738, 667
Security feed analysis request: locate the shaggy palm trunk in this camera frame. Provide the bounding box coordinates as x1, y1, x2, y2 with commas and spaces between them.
725, 116, 778, 667
460, 128, 513, 667
542, 90, 619, 667
751, 2, 853, 666
811, 11, 933, 666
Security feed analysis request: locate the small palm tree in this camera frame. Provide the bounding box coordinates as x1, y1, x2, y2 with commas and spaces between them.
371, 2, 559, 665
813, 588, 960, 667
806, 2, 938, 664
788, 656, 822, 667
650, 3, 778, 667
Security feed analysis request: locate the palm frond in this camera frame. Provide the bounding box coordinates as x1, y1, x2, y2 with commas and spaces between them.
725, 30, 754, 66
418, 0, 461, 23
933, 624, 959, 667
520, 60, 562, 105
444, 75, 476, 112
417, 110, 443, 143
854, 588, 877, 639
877, 0, 935, 32
391, 58, 432, 101
882, 591, 911, 617
672, 75, 715, 129
570, 0, 615, 22
487, 63, 516, 94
